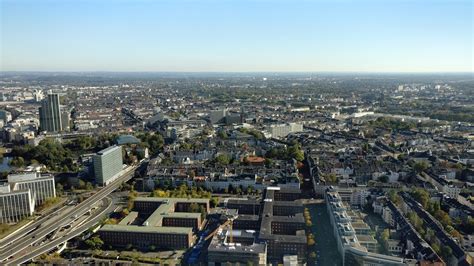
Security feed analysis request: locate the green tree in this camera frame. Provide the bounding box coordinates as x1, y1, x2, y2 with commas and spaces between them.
217, 130, 228, 139
10, 156, 25, 168
432, 243, 441, 254
85, 182, 94, 191
425, 228, 436, 244
307, 234, 315, 246
288, 144, 304, 162
362, 143, 370, 152
413, 161, 429, 174
380, 229, 390, 250
411, 188, 430, 208
325, 173, 338, 183
210, 197, 219, 208
408, 211, 423, 231
388, 190, 402, 206
264, 158, 274, 167
122, 208, 130, 216
440, 245, 452, 260
434, 210, 452, 227
215, 154, 230, 166
136, 132, 164, 156
85, 236, 104, 250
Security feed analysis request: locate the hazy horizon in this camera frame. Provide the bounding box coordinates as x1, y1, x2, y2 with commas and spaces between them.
1, 0, 473, 72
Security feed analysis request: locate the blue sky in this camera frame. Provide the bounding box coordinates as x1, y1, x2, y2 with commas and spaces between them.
0, 0, 472, 72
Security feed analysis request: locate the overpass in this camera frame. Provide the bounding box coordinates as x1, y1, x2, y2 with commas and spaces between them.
0, 164, 138, 263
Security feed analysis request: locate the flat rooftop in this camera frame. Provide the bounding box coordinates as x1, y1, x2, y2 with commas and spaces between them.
97, 145, 122, 156
7, 172, 53, 183
135, 197, 210, 203
101, 224, 192, 234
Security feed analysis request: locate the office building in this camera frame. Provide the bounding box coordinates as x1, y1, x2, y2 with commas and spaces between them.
8, 172, 56, 205
0, 183, 35, 224
39, 92, 70, 132
209, 187, 307, 265
93, 145, 123, 185
99, 197, 209, 250
0, 110, 12, 123
208, 228, 267, 266
99, 225, 193, 250
268, 123, 303, 138
209, 109, 227, 124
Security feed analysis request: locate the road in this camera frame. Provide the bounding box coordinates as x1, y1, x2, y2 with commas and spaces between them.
0, 164, 138, 263
0, 200, 69, 247
8, 196, 116, 265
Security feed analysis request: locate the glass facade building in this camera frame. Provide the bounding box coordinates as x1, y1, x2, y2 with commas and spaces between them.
39, 92, 69, 132
93, 145, 124, 185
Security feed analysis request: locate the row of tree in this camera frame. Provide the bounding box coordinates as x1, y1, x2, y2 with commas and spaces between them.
151, 184, 219, 208
265, 144, 305, 162
10, 138, 79, 172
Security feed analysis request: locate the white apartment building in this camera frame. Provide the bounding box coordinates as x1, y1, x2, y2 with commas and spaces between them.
268, 123, 303, 138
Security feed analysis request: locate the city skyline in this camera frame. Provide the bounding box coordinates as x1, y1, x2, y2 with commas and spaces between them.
1, 0, 472, 73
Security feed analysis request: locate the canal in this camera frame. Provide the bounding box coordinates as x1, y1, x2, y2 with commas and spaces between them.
308, 203, 342, 266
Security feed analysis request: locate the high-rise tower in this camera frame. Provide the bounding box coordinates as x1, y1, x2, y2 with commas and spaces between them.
39, 92, 69, 132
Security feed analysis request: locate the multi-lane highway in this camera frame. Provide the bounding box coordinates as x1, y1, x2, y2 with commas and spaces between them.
8, 196, 116, 265
0, 165, 138, 264
0, 201, 70, 248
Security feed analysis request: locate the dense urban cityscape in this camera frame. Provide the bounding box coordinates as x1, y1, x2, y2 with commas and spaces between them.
0, 72, 472, 265
0, 0, 472, 264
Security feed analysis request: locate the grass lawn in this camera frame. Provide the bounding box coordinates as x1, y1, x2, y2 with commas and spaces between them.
0, 218, 34, 240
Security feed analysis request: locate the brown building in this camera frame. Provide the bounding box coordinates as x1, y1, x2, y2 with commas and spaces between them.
209, 187, 307, 264
99, 225, 193, 249
98, 197, 209, 250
